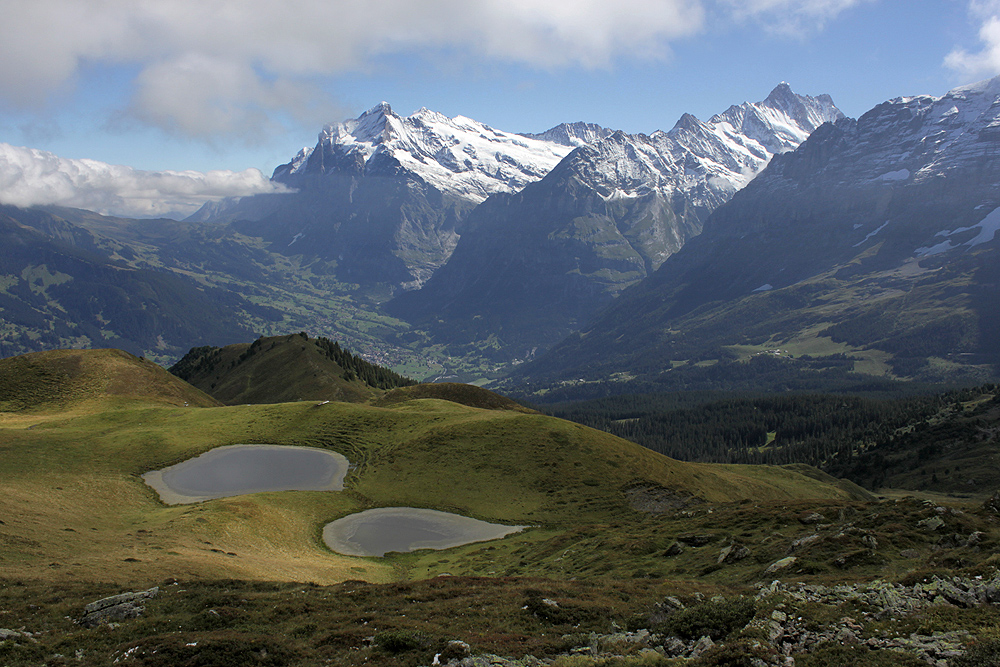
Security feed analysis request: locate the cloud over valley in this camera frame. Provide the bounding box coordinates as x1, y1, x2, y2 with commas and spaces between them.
0, 143, 289, 219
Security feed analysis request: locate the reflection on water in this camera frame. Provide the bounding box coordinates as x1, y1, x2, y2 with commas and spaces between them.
323, 507, 527, 557
143, 444, 349, 504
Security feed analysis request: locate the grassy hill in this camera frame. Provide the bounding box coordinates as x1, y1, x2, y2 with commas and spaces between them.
169, 333, 415, 405
0, 347, 876, 589
0, 348, 219, 413
375, 382, 534, 412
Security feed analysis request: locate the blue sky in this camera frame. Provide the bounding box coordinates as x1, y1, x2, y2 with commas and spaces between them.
0, 0, 998, 218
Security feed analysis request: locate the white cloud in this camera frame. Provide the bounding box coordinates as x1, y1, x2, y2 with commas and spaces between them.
0, 0, 705, 140
946, 1, 1000, 81
0, 143, 290, 219
716, 0, 870, 35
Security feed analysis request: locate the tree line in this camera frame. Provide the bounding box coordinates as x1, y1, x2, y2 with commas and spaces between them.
546, 384, 999, 489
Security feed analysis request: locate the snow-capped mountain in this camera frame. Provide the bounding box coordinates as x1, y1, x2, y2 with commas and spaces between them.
696, 75, 1000, 274
570, 82, 843, 214
389, 84, 843, 357
513, 76, 1000, 389
520, 121, 615, 147
207, 104, 610, 290
272, 102, 589, 203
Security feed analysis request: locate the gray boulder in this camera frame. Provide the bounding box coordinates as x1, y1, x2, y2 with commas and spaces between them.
985, 489, 1000, 514
78, 587, 159, 628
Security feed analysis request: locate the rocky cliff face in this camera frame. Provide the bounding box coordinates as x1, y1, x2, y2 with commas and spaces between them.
207, 104, 592, 290
389, 84, 843, 356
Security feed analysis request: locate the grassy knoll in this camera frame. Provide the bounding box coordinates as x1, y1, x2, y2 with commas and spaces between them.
0, 348, 219, 413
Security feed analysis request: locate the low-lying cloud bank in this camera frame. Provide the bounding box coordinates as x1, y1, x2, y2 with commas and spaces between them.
0, 143, 289, 219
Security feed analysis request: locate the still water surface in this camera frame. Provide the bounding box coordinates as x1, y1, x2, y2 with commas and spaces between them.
143, 444, 349, 504
323, 507, 527, 557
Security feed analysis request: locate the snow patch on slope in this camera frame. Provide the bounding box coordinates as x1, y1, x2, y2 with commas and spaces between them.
878, 169, 910, 181
915, 206, 1000, 256
854, 221, 890, 247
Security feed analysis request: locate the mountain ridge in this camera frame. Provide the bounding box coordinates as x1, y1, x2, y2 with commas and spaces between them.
510, 75, 1000, 391
388, 83, 843, 358
199, 104, 612, 291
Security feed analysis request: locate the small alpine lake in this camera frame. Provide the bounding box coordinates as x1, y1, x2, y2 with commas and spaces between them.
323, 507, 528, 557
142, 444, 349, 504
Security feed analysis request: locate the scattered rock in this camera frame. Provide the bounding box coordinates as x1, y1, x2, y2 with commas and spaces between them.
663, 542, 684, 557
648, 595, 685, 626
678, 534, 717, 547
985, 490, 1000, 514
718, 543, 751, 564
918, 516, 945, 531
663, 596, 685, 611
78, 587, 159, 628
799, 513, 824, 525
788, 534, 820, 553
689, 636, 715, 659
765, 557, 798, 574
450, 571, 1000, 667
438, 640, 471, 662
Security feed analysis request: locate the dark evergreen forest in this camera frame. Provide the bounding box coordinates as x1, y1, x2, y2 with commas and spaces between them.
547, 384, 1000, 492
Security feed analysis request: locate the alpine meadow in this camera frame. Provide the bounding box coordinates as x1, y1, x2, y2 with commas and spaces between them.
4, 3, 1000, 666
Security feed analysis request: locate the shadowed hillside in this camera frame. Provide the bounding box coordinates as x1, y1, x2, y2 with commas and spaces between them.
170, 333, 415, 405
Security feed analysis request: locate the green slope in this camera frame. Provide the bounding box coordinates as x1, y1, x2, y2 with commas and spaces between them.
0, 347, 219, 412
0, 348, 870, 587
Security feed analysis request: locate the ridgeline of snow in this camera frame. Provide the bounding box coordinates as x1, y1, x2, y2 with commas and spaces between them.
273, 103, 608, 203
566, 82, 845, 210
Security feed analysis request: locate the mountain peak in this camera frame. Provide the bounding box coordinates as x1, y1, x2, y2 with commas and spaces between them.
671, 112, 703, 132
948, 74, 1000, 100
277, 103, 583, 204
520, 121, 614, 147
366, 101, 393, 116
766, 81, 795, 103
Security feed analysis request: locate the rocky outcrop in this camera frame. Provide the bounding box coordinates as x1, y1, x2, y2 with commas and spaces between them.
756, 573, 1000, 616
430, 573, 1000, 667
77, 587, 159, 628
985, 490, 1000, 514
